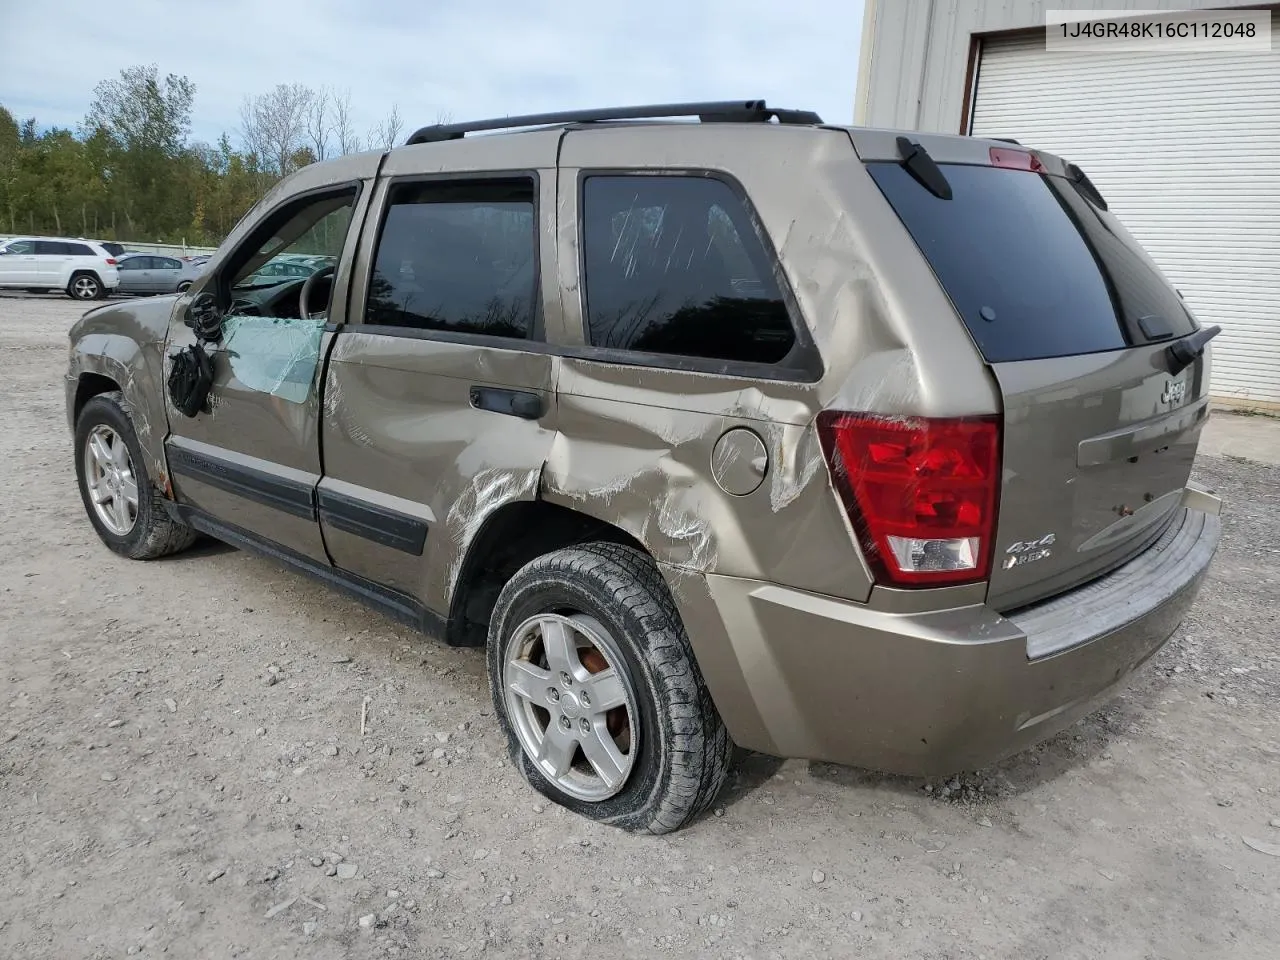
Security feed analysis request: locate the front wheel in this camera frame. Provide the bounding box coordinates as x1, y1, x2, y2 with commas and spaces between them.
74, 391, 198, 559
176, 281, 192, 293
487, 543, 733, 834
68, 272, 102, 300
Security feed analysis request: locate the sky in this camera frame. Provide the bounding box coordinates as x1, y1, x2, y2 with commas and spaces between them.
0, 0, 866, 148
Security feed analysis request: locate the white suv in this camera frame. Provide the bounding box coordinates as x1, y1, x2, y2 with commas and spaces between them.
0, 236, 121, 300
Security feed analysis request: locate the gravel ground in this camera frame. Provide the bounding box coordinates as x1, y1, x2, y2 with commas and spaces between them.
1, 292, 1277, 960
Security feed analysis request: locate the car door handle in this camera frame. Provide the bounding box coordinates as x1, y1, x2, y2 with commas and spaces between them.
469, 386, 545, 420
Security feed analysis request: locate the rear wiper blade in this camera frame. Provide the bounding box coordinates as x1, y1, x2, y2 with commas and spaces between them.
1166, 324, 1221, 376
896, 136, 952, 200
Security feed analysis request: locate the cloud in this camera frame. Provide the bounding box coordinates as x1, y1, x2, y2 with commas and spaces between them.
0, 0, 864, 146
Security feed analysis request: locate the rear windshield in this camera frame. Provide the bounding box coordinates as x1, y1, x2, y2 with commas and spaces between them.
867, 162, 1196, 363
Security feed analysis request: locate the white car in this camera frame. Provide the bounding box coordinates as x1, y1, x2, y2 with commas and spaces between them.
0, 236, 121, 300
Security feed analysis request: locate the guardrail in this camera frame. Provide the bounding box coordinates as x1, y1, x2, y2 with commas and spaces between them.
0, 236, 220, 259
113, 240, 220, 258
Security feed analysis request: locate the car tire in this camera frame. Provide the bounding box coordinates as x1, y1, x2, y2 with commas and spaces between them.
68, 272, 103, 301
74, 391, 198, 560
487, 542, 733, 834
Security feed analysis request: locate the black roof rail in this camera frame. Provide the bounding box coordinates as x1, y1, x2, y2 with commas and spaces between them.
404, 99, 823, 146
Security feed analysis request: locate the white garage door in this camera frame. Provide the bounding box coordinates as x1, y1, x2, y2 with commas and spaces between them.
971, 34, 1280, 405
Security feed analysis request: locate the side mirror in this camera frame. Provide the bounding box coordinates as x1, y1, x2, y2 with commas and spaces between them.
185, 291, 224, 343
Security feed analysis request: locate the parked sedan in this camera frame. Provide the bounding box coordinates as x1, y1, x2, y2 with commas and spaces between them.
240, 256, 319, 286
115, 254, 206, 295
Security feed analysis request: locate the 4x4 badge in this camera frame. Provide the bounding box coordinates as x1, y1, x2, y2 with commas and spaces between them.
1003, 533, 1056, 570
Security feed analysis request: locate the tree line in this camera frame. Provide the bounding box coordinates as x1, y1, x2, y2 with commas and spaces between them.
0, 65, 427, 247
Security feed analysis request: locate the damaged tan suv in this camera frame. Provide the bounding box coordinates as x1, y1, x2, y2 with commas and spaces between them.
66, 101, 1223, 833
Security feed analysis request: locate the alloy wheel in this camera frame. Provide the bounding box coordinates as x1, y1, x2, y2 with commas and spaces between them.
503, 612, 638, 801
72, 276, 100, 299
83, 424, 139, 536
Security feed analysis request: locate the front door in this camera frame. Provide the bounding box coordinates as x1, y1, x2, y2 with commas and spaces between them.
0, 239, 39, 284
116, 256, 148, 294
318, 135, 561, 620
133, 256, 160, 293
163, 175, 376, 562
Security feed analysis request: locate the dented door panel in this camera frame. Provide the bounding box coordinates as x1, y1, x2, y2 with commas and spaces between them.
163, 327, 338, 562
162, 185, 374, 562
318, 146, 563, 613
319, 334, 557, 605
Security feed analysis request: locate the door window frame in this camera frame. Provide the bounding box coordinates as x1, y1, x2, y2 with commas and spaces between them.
348, 170, 550, 350
570, 167, 822, 383
212, 181, 365, 321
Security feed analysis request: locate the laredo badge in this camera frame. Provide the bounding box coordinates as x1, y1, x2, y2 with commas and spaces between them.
1003, 533, 1057, 570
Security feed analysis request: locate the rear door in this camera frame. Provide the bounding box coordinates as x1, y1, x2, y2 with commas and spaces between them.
317, 134, 560, 617
133, 256, 160, 292
34, 240, 68, 286
862, 140, 1210, 609
152, 256, 184, 292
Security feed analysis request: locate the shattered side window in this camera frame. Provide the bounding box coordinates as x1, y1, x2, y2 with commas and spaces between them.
222, 314, 325, 404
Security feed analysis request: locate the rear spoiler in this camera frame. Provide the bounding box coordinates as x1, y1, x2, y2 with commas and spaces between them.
1066, 162, 1108, 210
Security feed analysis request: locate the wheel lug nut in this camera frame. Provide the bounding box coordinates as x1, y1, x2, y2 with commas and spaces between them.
579, 718, 590, 735
580, 693, 591, 707
559, 716, 571, 731
547, 688, 560, 703
560, 672, 573, 686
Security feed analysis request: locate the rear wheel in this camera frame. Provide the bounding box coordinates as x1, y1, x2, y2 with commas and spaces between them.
487, 543, 733, 833
74, 391, 197, 559
68, 272, 103, 300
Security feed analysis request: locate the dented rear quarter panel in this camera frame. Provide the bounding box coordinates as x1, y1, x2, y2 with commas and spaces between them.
543, 124, 998, 609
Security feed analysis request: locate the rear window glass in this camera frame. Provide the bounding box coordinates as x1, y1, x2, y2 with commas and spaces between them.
866, 162, 1195, 363
581, 175, 795, 365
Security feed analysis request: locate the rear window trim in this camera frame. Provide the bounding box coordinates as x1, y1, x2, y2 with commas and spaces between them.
864, 158, 1193, 363
574, 167, 823, 383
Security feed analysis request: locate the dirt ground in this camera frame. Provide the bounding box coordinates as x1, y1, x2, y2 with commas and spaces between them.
2, 292, 1277, 960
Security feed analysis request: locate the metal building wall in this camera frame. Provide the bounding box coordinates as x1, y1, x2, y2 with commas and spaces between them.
854, 0, 1264, 133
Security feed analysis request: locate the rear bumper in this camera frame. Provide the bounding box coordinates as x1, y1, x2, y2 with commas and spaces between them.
687, 504, 1220, 776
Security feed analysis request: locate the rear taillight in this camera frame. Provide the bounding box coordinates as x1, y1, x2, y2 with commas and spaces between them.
105, 258, 117, 265
989, 146, 1044, 172
817, 413, 1002, 587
